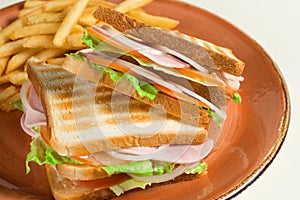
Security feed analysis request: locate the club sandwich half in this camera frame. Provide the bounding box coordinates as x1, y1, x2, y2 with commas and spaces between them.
21, 62, 214, 199
62, 5, 245, 128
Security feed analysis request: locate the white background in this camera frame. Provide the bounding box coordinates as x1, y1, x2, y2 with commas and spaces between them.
1, 0, 299, 199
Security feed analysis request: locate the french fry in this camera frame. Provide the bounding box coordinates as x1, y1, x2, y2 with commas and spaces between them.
71, 25, 84, 33
42, 0, 77, 13
0, 38, 27, 59
8, 71, 28, 86
0, 18, 24, 45
53, 0, 89, 47
23, 12, 66, 25
87, 0, 178, 29
10, 23, 82, 41
33, 48, 66, 62
24, 35, 85, 50
0, 93, 21, 112
47, 57, 66, 66
24, 1, 46, 9
23, 35, 54, 49
88, 0, 116, 8
19, 0, 76, 17
10, 23, 62, 40
18, 6, 43, 18
0, 86, 18, 104
5, 49, 40, 74
0, 57, 9, 75
128, 10, 179, 29
78, 7, 98, 26
66, 32, 85, 48
115, 0, 153, 13
0, 75, 9, 85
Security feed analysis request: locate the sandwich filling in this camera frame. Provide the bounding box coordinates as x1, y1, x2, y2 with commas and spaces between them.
66, 25, 244, 125
20, 80, 213, 196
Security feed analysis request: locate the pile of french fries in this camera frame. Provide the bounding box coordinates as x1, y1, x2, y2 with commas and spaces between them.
0, 0, 179, 112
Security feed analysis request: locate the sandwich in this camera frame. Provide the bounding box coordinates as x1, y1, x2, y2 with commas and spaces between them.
62, 5, 245, 128
21, 62, 215, 199
19, 4, 245, 200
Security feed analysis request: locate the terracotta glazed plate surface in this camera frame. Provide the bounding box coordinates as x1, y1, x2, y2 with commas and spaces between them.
0, 0, 290, 199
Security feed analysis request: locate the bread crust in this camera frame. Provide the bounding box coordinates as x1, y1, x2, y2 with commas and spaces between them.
93, 5, 245, 76
46, 164, 206, 200
56, 163, 109, 181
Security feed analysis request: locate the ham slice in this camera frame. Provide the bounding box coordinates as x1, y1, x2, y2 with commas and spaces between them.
20, 81, 46, 137
91, 25, 190, 69
107, 139, 213, 164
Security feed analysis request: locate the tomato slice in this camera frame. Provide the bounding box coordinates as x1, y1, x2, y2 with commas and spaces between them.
86, 54, 130, 74
69, 156, 94, 165
73, 173, 130, 189
153, 83, 210, 109
40, 125, 50, 146
176, 68, 235, 94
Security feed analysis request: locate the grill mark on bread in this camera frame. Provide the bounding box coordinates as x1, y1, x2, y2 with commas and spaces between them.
52, 92, 154, 121
105, 114, 152, 125
28, 64, 209, 155
167, 30, 245, 73
56, 111, 155, 131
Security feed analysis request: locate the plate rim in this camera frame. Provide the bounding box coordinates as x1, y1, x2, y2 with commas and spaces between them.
221, 60, 290, 199
0, 1, 291, 199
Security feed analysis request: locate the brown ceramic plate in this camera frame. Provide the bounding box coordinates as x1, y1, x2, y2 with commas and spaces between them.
0, 0, 290, 199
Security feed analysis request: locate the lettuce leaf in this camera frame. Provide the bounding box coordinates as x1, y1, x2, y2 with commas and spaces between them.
25, 136, 81, 174
124, 74, 158, 100
102, 161, 153, 176
232, 93, 242, 103
110, 179, 151, 196
66, 53, 85, 61
207, 109, 223, 127
91, 63, 123, 82
91, 63, 158, 100
82, 30, 102, 49
185, 162, 207, 174
152, 161, 175, 175
198, 106, 223, 127
32, 126, 41, 133
102, 161, 175, 177
10, 100, 24, 112
109, 162, 206, 196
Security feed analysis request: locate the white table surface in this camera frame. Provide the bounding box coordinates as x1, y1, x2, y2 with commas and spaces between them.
1, 0, 299, 199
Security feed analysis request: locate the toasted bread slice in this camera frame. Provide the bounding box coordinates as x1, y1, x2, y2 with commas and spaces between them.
28, 63, 208, 156
46, 164, 116, 200
93, 5, 245, 77
46, 164, 205, 200
62, 56, 212, 127
56, 163, 109, 181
